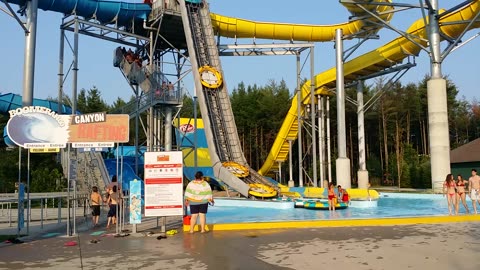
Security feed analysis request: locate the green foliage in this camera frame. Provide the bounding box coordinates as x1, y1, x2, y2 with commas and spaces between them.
77, 86, 109, 113
30, 168, 64, 192
230, 80, 291, 169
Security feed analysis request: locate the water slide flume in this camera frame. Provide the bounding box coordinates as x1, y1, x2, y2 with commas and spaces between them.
210, 0, 393, 41
258, 0, 480, 176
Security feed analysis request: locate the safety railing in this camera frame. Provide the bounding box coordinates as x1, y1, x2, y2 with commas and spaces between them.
0, 193, 90, 234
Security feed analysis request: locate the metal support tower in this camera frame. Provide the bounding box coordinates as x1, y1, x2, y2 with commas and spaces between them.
335, 28, 351, 189
22, 0, 38, 107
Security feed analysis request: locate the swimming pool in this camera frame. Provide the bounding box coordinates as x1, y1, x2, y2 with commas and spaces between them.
203, 193, 473, 224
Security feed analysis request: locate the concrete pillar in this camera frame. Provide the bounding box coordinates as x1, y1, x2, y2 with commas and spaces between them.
427, 1, 450, 192
427, 79, 450, 191
288, 140, 294, 187
357, 82, 369, 189
335, 29, 351, 189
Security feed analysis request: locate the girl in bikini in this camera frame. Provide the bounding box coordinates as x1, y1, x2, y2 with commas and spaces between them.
443, 174, 457, 215
327, 182, 336, 211
456, 175, 470, 214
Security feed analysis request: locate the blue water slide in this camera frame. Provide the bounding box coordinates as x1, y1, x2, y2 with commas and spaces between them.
104, 158, 143, 193
6, 0, 152, 27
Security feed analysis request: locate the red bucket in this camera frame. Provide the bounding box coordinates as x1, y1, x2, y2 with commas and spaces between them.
183, 215, 191, 225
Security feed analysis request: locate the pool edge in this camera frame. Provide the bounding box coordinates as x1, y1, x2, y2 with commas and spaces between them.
184, 215, 480, 232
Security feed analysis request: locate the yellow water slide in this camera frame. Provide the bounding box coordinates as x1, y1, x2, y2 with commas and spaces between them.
211, 0, 394, 41
253, 0, 480, 176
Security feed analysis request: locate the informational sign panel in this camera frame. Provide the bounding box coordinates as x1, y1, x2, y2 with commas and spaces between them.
129, 180, 142, 224
5, 107, 129, 148
17, 183, 25, 231
144, 151, 183, 217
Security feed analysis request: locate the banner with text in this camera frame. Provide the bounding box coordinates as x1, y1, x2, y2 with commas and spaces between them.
144, 151, 183, 217
129, 180, 142, 224
6, 106, 129, 148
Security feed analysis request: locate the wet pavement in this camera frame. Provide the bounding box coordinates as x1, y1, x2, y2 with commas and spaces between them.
1, 220, 480, 270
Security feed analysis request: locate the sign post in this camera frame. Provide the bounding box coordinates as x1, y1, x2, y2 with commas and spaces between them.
17, 183, 25, 237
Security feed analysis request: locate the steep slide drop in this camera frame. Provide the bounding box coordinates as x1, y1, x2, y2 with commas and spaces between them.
258, 0, 480, 176
180, 0, 392, 197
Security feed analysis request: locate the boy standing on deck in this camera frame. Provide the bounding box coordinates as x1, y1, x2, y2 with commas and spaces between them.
468, 169, 480, 214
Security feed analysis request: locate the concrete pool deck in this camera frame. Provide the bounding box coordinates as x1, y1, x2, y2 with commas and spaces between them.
1, 220, 480, 269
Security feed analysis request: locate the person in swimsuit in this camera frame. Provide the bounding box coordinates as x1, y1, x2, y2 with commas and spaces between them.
443, 174, 457, 215
327, 182, 336, 211
468, 169, 480, 214
90, 186, 102, 227
455, 175, 469, 214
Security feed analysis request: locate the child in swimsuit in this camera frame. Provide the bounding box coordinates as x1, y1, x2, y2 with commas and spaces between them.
456, 175, 469, 214
327, 182, 336, 211
443, 174, 457, 215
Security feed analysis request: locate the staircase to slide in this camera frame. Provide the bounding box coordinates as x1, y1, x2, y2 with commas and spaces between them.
182, 1, 277, 197
113, 47, 183, 118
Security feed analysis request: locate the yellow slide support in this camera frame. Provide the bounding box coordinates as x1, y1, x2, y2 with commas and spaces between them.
259, 0, 480, 176
211, 0, 393, 42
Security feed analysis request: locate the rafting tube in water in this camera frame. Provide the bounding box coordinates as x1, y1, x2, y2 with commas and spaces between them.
303, 200, 349, 210
248, 183, 278, 198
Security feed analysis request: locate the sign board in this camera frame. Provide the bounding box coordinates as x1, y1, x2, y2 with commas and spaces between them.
72, 142, 114, 148
29, 148, 60, 153
17, 183, 25, 231
5, 106, 129, 148
78, 147, 109, 153
144, 151, 183, 217
129, 180, 142, 224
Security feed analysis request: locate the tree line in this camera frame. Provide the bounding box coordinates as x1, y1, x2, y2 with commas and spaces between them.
1, 76, 478, 192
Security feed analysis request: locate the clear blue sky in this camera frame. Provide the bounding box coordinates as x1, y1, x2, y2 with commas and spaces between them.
1, 0, 479, 105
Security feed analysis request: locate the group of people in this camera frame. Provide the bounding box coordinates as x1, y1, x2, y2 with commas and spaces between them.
120, 47, 143, 68
327, 182, 350, 211
443, 169, 480, 215
89, 176, 121, 229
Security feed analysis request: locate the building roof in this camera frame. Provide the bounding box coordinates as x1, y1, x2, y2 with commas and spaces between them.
450, 138, 480, 163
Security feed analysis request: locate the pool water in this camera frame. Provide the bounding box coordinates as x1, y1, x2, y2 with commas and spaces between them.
203, 193, 473, 224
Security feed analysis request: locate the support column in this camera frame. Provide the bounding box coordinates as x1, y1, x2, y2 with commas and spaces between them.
318, 95, 325, 188
288, 140, 294, 187
428, 79, 449, 191
22, 0, 38, 106
327, 97, 332, 183
427, 0, 450, 192
335, 29, 351, 189
72, 19, 79, 113
165, 107, 173, 151
296, 54, 303, 187
277, 161, 282, 184
194, 94, 198, 172
357, 82, 369, 189
310, 47, 317, 187
57, 29, 64, 113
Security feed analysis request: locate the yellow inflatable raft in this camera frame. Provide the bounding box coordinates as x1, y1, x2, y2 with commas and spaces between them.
249, 183, 278, 198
